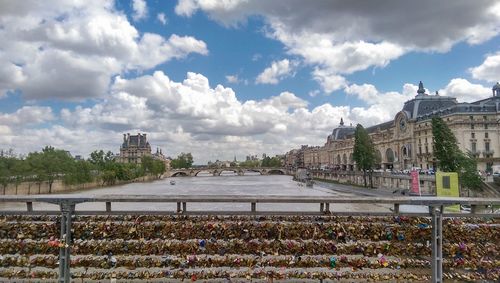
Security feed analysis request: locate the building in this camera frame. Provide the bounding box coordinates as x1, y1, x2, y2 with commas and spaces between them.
153, 147, 171, 170
287, 82, 500, 173
119, 133, 152, 164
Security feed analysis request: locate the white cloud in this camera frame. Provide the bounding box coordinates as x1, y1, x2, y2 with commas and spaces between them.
256, 59, 298, 84
2, 72, 494, 163
344, 83, 416, 126
312, 69, 347, 93
439, 78, 492, 102
308, 90, 320, 97
225, 75, 240, 84
0, 0, 207, 99
0, 106, 54, 126
132, 0, 148, 21
176, 0, 500, 93
157, 13, 167, 25
469, 52, 500, 82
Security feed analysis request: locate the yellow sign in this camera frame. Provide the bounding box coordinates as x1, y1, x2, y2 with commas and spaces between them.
435, 171, 460, 212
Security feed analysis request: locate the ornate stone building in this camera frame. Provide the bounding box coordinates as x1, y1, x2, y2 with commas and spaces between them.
119, 133, 152, 164
287, 82, 500, 173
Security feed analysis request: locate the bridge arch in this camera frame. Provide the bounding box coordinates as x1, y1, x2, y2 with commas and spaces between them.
267, 169, 285, 175
171, 172, 189, 177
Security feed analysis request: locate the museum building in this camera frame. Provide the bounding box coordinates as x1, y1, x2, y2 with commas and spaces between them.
288, 82, 500, 173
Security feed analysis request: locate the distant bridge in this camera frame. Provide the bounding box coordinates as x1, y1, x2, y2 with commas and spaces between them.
167, 167, 287, 177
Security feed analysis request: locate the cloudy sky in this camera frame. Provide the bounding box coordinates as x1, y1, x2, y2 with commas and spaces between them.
1, 0, 499, 163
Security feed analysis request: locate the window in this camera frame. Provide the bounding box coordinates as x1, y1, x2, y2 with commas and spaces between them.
419, 138, 421, 144
471, 142, 476, 152
469, 115, 473, 120
425, 146, 428, 154
483, 115, 487, 120
442, 176, 451, 189
419, 146, 422, 155
471, 133, 475, 139
485, 142, 490, 152
485, 132, 489, 139
485, 124, 488, 129
425, 137, 428, 143
471, 124, 474, 129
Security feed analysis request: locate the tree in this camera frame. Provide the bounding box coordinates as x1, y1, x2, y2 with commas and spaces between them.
89, 150, 115, 170
431, 117, 461, 172
171, 153, 194, 169
0, 156, 14, 194
353, 124, 376, 188
26, 146, 74, 193
459, 152, 482, 192
64, 160, 93, 185
432, 117, 482, 192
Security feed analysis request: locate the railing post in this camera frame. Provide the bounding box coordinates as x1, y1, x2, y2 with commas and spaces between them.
26, 202, 33, 212
182, 202, 187, 212
176, 202, 181, 213
251, 202, 256, 212
325, 203, 330, 213
320, 203, 324, 213
105, 202, 111, 212
58, 201, 75, 283
393, 203, 400, 214
430, 206, 443, 283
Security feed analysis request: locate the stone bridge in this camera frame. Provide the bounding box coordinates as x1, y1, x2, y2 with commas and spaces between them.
167, 167, 287, 177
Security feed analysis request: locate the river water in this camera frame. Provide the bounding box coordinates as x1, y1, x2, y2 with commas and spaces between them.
1, 175, 393, 213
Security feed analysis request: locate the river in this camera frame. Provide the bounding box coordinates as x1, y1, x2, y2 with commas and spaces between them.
0, 175, 398, 212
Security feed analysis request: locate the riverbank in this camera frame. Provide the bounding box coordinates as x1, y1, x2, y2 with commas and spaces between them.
0, 174, 160, 195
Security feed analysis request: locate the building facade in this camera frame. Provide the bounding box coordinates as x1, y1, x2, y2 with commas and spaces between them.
119, 133, 152, 164
286, 82, 500, 173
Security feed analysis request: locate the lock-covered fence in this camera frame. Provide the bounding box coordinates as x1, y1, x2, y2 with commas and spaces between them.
0, 195, 498, 283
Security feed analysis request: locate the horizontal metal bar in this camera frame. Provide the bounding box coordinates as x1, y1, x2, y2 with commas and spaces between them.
0, 209, 496, 217
0, 195, 498, 205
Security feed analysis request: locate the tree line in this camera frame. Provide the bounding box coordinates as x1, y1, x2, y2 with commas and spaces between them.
0, 146, 166, 193
352, 117, 482, 191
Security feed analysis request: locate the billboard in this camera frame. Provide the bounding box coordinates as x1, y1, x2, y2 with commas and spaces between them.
435, 171, 460, 212
410, 170, 420, 195
435, 172, 459, 197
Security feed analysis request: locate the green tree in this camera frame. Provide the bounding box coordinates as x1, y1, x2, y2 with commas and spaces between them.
171, 153, 194, 169
431, 117, 462, 172
459, 152, 482, 192
0, 156, 15, 194
353, 124, 376, 188
432, 117, 482, 192
64, 160, 93, 185
26, 146, 74, 193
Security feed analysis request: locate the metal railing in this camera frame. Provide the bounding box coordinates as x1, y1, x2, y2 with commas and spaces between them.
0, 195, 499, 283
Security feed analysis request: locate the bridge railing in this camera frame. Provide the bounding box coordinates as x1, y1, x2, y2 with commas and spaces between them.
0, 195, 499, 283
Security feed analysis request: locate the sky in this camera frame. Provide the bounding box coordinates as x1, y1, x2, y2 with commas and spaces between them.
0, 0, 499, 164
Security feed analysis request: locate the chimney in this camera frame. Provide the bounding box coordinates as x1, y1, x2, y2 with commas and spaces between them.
123, 134, 126, 142
127, 133, 130, 146
138, 133, 141, 146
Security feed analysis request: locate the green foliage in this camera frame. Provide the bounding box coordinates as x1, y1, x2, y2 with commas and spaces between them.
239, 160, 260, 168
0, 146, 165, 190
432, 117, 461, 172
141, 156, 166, 178
26, 146, 75, 192
458, 152, 482, 191
171, 152, 194, 169
261, 156, 282, 167
0, 156, 17, 191
353, 124, 376, 188
89, 150, 114, 170
432, 117, 482, 191
63, 160, 93, 185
